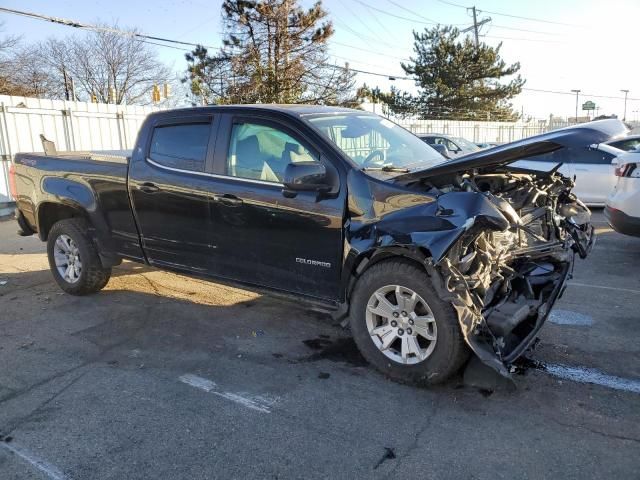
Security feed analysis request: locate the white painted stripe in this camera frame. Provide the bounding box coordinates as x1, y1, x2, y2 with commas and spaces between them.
179, 373, 217, 392
548, 309, 593, 326
568, 282, 640, 295
1, 441, 70, 480
544, 364, 640, 394
179, 374, 275, 413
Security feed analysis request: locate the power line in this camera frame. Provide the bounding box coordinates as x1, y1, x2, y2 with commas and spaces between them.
436, 0, 582, 27
330, 41, 412, 62
356, 2, 399, 43
353, 0, 467, 26
483, 35, 567, 45
522, 87, 639, 102
490, 24, 562, 36
0, 6, 219, 50
331, 17, 398, 50
329, 54, 405, 74
478, 8, 582, 27
436, 0, 468, 8
383, 0, 439, 24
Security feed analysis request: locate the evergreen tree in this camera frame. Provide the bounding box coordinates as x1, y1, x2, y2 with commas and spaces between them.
383, 26, 524, 121
184, 0, 355, 105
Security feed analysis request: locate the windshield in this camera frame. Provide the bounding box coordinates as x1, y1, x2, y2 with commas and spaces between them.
304, 113, 444, 170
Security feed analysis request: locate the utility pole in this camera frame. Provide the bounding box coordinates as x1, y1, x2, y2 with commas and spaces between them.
571, 89, 581, 123
62, 66, 70, 101
472, 6, 479, 48
69, 77, 76, 101
461, 7, 491, 48
620, 89, 629, 121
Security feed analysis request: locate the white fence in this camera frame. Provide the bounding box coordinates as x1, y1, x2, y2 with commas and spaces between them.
396, 119, 556, 143
0, 95, 159, 215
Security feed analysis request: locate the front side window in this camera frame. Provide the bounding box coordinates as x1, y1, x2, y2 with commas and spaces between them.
306, 113, 443, 171
149, 123, 210, 172
227, 122, 318, 182
435, 137, 459, 152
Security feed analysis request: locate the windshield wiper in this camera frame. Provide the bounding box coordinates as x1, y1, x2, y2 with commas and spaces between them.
362, 165, 410, 172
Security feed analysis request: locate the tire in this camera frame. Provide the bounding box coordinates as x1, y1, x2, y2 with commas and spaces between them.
46, 218, 111, 295
350, 259, 469, 385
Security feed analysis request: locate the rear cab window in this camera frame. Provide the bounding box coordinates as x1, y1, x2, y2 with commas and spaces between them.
149, 122, 211, 172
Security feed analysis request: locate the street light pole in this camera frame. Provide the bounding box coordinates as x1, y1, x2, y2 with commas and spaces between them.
570, 89, 581, 124
620, 89, 629, 121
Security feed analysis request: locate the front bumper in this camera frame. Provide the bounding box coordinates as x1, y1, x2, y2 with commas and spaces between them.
605, 206, 640, 237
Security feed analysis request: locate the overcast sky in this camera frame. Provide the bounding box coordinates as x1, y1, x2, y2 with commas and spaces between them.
2, 0, 639, 120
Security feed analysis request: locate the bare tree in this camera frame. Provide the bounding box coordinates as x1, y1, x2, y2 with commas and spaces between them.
0, 22, 33, 96
7, 45, 61, 98
34, 25, 173, 104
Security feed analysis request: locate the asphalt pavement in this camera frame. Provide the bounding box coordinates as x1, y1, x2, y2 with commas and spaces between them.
0, 210, 638, 479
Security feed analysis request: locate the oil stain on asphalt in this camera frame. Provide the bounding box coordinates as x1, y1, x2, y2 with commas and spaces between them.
302, 337, 368, 367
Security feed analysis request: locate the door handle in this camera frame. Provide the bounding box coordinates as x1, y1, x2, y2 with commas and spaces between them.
138, 182, 160, 193
214, 194, 243, 206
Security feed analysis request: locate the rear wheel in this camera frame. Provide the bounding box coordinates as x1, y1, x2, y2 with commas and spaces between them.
46, 218, 111, 295
350, 259, 469, 385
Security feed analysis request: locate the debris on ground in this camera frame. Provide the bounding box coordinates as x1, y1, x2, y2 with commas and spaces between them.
373, 447, 396, 469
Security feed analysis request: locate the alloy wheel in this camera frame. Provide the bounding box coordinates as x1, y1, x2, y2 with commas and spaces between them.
53, 234, 82, 284
365, 284, 437, 365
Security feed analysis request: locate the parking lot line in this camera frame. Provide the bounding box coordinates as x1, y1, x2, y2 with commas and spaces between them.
178, 374, 275, 413
543, 364, 640, 394
1, 441, 70, 480
568, 282, 640, 295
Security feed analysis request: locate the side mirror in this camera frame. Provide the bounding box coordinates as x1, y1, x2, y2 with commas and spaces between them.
282, 161, 331, 196
431, 144, 451, 159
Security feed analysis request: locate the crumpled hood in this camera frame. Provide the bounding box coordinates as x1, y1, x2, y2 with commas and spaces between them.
393, 119, 628, 183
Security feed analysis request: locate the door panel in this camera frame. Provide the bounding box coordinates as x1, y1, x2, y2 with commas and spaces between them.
129, 165, 214, 271
206, 116, 345, 301
128, 116, 217, 271
572, 159, 616, 205
208, 178, 344, 300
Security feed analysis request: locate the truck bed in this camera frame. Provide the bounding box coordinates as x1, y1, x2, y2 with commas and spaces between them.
13, 149, 140, 260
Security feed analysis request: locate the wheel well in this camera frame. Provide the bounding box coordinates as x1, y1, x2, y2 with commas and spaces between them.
345, 247, 432, 303
37, 203, 89, 241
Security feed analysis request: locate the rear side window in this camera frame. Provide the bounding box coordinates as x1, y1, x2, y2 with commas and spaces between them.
149, 123, 211, 172
611, 138, 640, 151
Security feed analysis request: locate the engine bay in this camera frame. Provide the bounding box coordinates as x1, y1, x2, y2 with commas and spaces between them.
417, 167, 595, 374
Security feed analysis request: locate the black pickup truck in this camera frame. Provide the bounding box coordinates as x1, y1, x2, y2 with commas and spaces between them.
10, 105, 626, 384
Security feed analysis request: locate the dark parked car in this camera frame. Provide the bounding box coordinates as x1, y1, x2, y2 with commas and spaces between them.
11, 106, 620, 385
418, 133, 480, 158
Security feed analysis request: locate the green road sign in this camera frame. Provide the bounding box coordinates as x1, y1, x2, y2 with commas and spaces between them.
582, 100, 596, 111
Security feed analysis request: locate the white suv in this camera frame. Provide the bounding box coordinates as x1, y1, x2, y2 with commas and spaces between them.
605, 149, 640, 237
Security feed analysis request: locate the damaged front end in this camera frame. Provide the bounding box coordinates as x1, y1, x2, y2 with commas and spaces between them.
422, 169, 594, 376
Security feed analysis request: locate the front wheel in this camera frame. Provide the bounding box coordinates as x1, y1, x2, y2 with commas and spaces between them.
349, 259, 469, 385
46, 218, 111, 295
